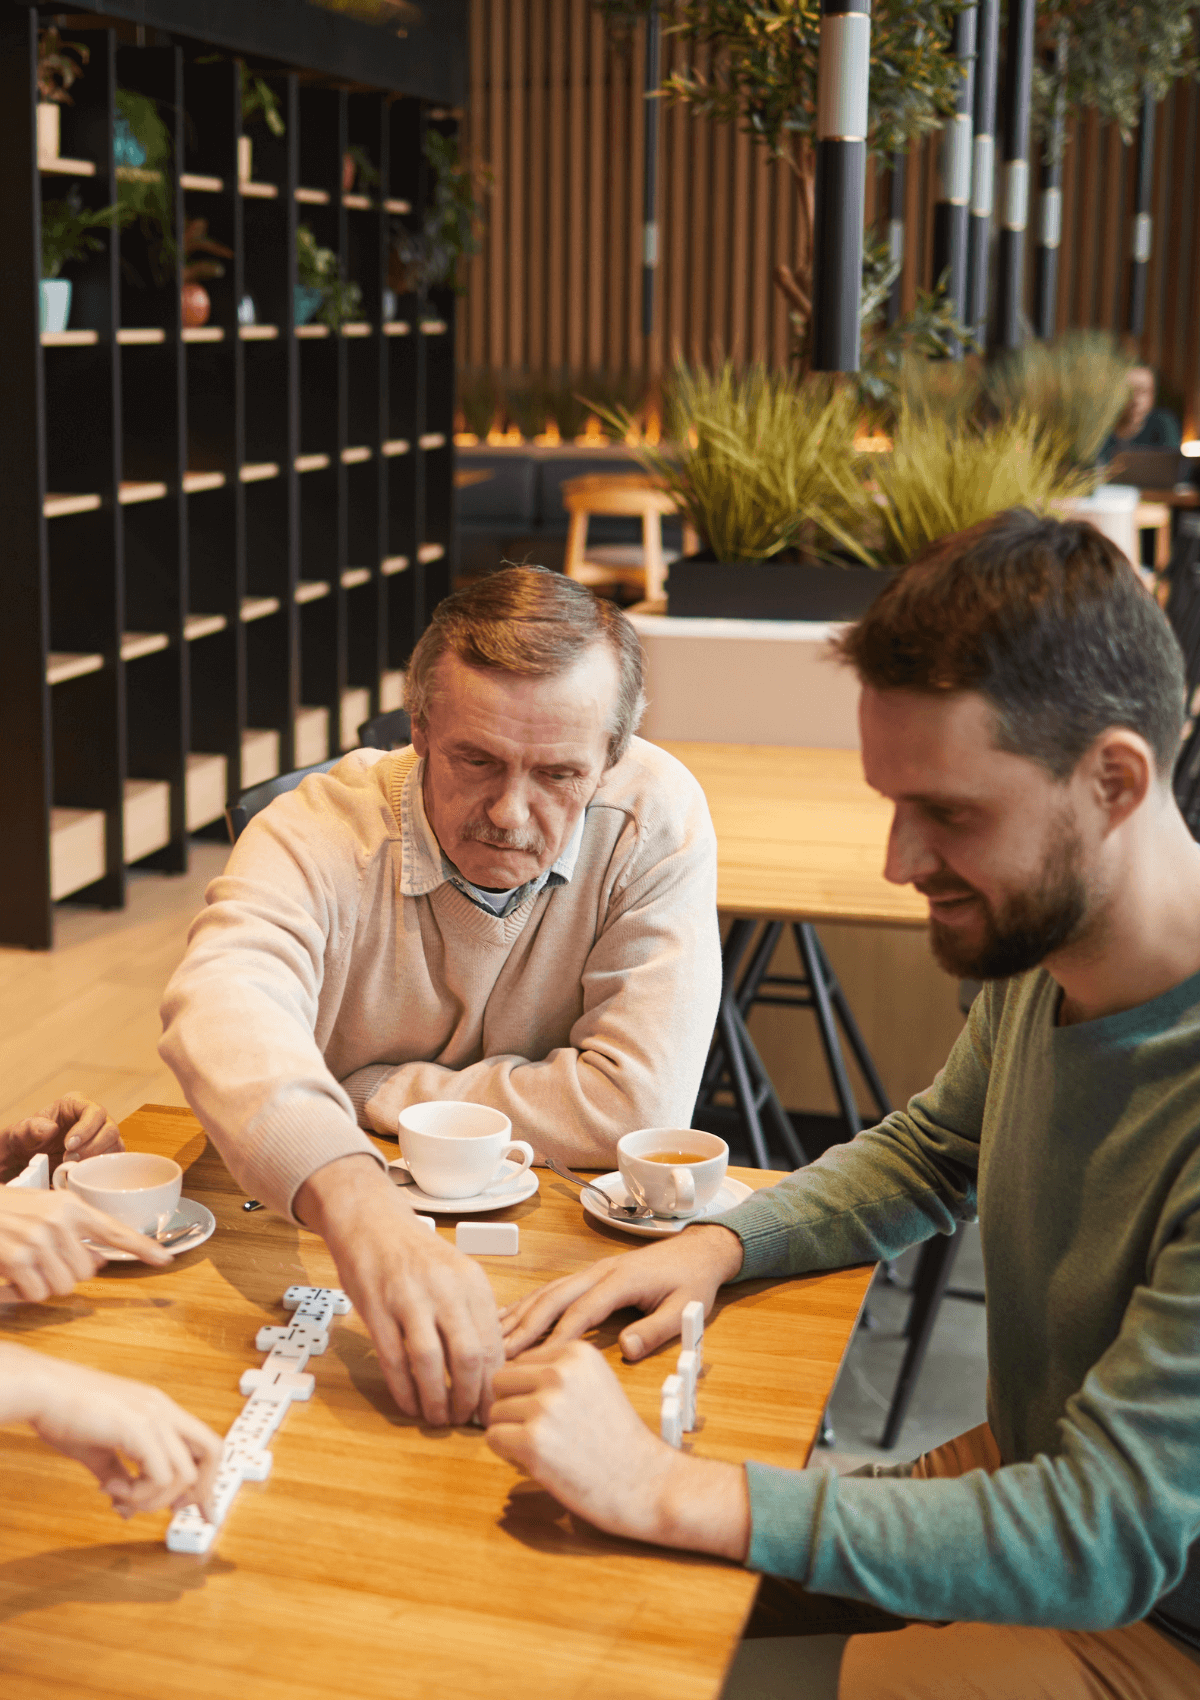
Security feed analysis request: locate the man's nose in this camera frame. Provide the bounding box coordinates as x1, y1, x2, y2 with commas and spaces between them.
486, 776, 532, 829
883, 806, 940, 888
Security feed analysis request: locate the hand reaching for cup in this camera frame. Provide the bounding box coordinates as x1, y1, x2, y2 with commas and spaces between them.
0, 1188, 172, 1303
0, 1342, 221, 1520
0, 1094, 122, 1184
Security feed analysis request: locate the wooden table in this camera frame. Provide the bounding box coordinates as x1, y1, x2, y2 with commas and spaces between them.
0, 1106, 872, 1700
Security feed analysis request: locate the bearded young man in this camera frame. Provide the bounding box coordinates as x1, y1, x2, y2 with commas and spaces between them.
488, 511, 1200, 1700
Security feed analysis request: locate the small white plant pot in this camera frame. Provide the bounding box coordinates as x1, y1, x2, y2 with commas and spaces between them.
40, 278, 72, 335
238, 134, 253, 184
37, 101, 60, 164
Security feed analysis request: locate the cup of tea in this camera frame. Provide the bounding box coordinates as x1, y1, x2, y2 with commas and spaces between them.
395, 1102, 534, 1200
616, 1128, 728, 1219
52, 1151, 182, 1233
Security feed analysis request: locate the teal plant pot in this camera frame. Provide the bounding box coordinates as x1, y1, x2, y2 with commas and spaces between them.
294, 286, 324, 325
113, 115, 147, 168
40, 278, 72, 334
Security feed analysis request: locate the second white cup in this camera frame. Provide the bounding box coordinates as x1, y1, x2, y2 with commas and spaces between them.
395, 1102, 534, 1200
52, 1150, 182, 1233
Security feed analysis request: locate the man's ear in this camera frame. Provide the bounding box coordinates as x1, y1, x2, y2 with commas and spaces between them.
411, 720, 428, 758
1083, 728, 1154, 831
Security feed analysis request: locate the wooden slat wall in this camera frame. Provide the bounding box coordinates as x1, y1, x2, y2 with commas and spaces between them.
461, 0, 1200, 431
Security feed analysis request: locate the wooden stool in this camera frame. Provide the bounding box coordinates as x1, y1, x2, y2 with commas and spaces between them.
561, 474, 698, 604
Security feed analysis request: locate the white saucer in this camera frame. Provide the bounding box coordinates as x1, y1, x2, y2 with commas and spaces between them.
86, 1197, 217, 1262
387, 1157, 540, 1214
580, 1172, 753, 1239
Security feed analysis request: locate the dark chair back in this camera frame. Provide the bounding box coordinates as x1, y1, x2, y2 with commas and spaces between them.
226, 758, 341, 844
1166, 515, 1200, 839
357, 707, 412, 750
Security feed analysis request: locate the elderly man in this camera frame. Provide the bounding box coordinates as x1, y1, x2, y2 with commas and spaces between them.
491, 514, 1200, 1700
160, 566, 720, 1427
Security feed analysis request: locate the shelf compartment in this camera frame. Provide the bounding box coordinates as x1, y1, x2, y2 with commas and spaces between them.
185, 753, 228, 832
240, 462, 280, 484
381, 554, 409, 576
184, 613, 228, 642
44, 493, 102, 519
180, 173, 223, 193
50, 807, 106, 901
117, 328, 166, 347
341, 446, 372, 465
341, 687, 370, 751
295, 580, 331, 605
241, 728, 281, 789
183, 471, 226, 494
124, 779, 171, 863
380, 670, 405, 713
417, 543, 445, 564
47, 652, 104, 686
120, 632, 169, 663
381, 439, 410, 457
295, 705, 330, 767
41, 330, 98, 348
182, 327, 224, 344
296, 453, 331, 473
119, 481, 168, 506
341, 567, 371, 590
241, 596, 281, 623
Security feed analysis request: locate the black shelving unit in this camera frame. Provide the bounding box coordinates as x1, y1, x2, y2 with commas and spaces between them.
0, 3, 463, 948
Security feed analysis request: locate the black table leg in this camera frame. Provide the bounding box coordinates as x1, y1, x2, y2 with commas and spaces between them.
880, 1232, 963, 1449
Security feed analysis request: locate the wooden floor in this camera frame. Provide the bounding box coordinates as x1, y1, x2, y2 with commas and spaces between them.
0, 844, 230, 1129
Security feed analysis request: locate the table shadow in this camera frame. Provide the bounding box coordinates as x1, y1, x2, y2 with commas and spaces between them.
0, 1539, 234, 1623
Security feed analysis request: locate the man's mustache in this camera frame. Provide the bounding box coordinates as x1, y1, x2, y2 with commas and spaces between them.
915, 876, 979, 901
459, 818, 546, 856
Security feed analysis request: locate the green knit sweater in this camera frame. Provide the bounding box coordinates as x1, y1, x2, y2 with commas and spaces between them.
711, 967, 1200, 1648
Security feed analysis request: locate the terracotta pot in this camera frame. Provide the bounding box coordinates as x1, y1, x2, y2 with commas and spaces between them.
181, 283, 211, 328
342, 150, 356, 192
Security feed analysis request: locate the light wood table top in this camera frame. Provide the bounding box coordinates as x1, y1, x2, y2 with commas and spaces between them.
0, 1106, 872, 1700
659, 741, 928, 928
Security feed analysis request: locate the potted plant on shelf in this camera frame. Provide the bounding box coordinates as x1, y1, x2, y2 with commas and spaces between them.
296, 224, 363, 328
606, 360, 884, 621
40, 190, 132, 333
181, 218, 233, 327
239, 66, 286, 185
36, 25, 88, 165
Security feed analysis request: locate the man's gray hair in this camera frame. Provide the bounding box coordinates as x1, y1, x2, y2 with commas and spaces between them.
405, 566, 647, 767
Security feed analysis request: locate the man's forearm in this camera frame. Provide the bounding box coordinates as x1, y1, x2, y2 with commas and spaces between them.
652, 1452, 752, 1560
294, 1151, 412, 1233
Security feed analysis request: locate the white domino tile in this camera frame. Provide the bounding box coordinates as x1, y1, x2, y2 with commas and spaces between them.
681, 1300, 704, 1367
166, 1286, 351, 1555
676, 1349, 698, 1431
6, 1152, 50, 1190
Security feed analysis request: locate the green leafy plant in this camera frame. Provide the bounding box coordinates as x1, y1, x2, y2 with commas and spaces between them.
1035, 2, 1200, 148
871, 405, 1095, 566
390, 129, 490, 296
297, 224, 364, 327
37, 25, 88, 103
241, 66, 285, 137
344, 144, 380, 192
599, 360, 875, 564
41, 190, 132, 279
983, 332, 1134, 468
114, 87, 175, 283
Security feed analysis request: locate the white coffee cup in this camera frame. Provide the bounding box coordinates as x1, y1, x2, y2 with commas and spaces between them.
617, 1128, 729, 1219
52, 1151, 182, 1233
395, 1103, 534, 1200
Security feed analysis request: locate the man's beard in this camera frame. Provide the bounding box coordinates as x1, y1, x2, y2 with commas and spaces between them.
922, 817, 1089, 981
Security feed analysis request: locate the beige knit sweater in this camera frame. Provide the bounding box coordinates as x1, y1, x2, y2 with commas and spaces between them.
159, 740, 722, 1218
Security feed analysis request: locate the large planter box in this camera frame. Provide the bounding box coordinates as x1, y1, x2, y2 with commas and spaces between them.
667, 556, 891, 621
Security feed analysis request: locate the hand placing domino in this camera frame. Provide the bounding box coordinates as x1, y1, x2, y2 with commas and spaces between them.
166, 1285, 352, 1556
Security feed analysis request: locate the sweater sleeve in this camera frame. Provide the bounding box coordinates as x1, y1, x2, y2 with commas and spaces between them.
710, 985, 995, 1282
743, 1174, 1200, 1630
347, 790, 723, 1167
158, 786, 388, 1221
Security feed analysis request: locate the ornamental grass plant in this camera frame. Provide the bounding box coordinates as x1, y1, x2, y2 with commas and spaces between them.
608, 360, 875, 564
873, 402, 1096, 566
982, 331, 1134, 467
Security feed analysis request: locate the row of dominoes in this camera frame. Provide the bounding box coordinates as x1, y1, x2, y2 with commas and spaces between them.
165, 1284, 351, 1554
661, 1300, 704, 1448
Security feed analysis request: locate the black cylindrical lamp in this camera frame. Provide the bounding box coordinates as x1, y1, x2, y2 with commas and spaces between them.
995, 0, 1035, 349
885, 150, 905, 328
1128, 88, 1155, 338
965, 0, 1000, 341
811, 0, 871, 372
641, 0, 662, 341
1033, 42, 1066, 340
931, 3, 976, 349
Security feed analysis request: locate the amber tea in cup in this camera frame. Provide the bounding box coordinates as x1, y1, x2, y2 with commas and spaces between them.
645, 1149, 711, 1165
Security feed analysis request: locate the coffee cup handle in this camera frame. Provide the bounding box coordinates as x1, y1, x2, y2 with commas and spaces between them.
670, 1167, 696, 1213
501, 1141, 534, 1177
51, 1161, 76, 1192
388, 1158, 415, 1185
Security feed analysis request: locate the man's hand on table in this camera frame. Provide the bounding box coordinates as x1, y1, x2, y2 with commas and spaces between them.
0, 1343, 222, 1520
486, 1339, 751, 1559
0, 1190, 172, 1303
295, 1154, 506, 1427
0, 1093, 122, 1184
499, 1223, 745, 1359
